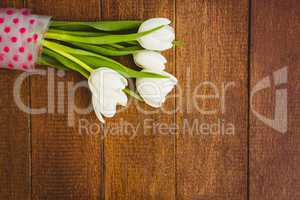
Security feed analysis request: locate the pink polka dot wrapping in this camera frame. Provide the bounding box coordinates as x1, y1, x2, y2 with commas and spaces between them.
0, 8, 51, 71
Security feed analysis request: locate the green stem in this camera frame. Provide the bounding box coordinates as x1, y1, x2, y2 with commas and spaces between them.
49, 20, 143, 31
42, 40, 166, 78
123, 88, 144, 101
108, 43, 125, 49
42, 48, 90, 78
47, 29, 109, 36
72, 42, 141, 56
44, 25, 163, 45
43, 40, 94, 73
173, 40, 184, 46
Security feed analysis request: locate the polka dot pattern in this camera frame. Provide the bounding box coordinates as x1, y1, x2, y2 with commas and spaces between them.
0, 8, 51, 71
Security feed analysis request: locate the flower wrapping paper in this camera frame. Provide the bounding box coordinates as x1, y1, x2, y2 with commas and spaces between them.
0, 8, 51, 71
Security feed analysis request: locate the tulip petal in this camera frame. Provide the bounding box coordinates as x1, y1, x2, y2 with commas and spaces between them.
100, 101, 117, 118
89, 68, 127, 90
138, 18, 174, 51
136, 69, 177, 108
138, 35, 173, 51
88, 67, 128, 122
116, 90, 128, 106
150, 25, 175, 41
144, 97, 164, 108
138, 18, 171, 32
133, 50, 166, 71
92, 96, 105, 123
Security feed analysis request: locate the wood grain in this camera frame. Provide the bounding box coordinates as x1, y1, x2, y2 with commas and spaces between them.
1, 0, 24, 8
1, 0, 300, 199
250, 0, 300, 199
175, 0, 249, 199
0, 1, 30, 200
101, 0, 176, 199
0, 72, 30, 200
26, 0, 103, 199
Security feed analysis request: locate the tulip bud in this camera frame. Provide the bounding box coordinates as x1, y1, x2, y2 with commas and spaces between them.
138, 18, 175, 51
88, 67, 128, 123
133, 50, 167, 71
136, 69, 177, 108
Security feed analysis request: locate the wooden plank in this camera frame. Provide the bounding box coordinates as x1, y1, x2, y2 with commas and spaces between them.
175, 0, 249, 199
0, 2, 31, 200
0, 73, 30, 200
1, 0, 24, 7
101, 0, 176, 199
250, 0, 300, 199
26, 1, 103, 199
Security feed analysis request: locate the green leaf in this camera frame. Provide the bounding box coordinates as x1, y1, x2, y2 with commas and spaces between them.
173, 40, 185, 46
37, 54, 69, 71
44, 25, 164, 45
123, 41, 140, 46
42, 48, 90, 78
47, 29, 109, 36
77, 55, 165, 78
72, 42, 142, 56
43, 40, 94, 73
123, 88, 144, 101
42, 40, 166, 78
107, 43, 125, 49
50, 20, 143, 31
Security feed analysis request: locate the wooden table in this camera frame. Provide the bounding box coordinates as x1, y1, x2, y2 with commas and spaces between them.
0, 0, 299, 199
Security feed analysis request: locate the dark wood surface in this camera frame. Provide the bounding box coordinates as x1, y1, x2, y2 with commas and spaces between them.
0, 0, 299, 199
27, 0, 103, 199
175, 0, 248, 199
0, 2, 30, 200
102, 1, 176, 199
250, 0, 300, 199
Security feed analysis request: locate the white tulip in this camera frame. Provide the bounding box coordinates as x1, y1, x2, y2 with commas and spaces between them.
88, 67, 128, 123
133, 50, 167, 71
138, 18, 175, 51
136, 69, 177, 108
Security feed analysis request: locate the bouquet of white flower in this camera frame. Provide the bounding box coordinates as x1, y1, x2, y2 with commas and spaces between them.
0, 8, 178, 123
